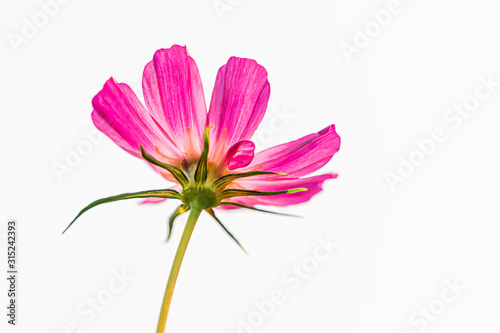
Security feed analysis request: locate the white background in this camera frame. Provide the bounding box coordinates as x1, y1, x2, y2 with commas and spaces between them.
1, 0, 500, 332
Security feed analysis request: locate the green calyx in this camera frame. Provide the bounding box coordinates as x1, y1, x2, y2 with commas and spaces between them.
180, 184, 218, 209
64, 126, 306, 252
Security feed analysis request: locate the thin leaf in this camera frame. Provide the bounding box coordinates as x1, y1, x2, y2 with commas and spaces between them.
63, 189, 180, 234
219, 188, 307, 200
219, 202, 302, 218
206, 208, 247, 254
167, 204, 190, 242
194, 126, 212, 184
212, 171, 287, 190
140, 146, 189, 188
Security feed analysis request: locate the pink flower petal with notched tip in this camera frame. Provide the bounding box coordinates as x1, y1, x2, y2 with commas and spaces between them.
92, 78, 180, 159
142, 45, 207, 152
207, 57, 270, 150
220, 173, 337, 208
241, 124, 340, 177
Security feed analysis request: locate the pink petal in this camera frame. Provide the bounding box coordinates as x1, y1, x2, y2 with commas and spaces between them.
140, 197, 167, 204
92, 78, 183, 184
207, 57, 270, 149
139, 183, 182, 204
224, 140, 256, 170
92, 78, 179, 158
243, 124, 340, 177
142, 45, 207, 151
221, 173, 336, 208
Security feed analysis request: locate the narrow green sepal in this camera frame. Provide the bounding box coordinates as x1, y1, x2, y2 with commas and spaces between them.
218, 188, 307, 200
206, 208, 247, 254
194, 126, 212, 184
219, 202, 302, 218
167, 204, 190, 242
212, 171, 287, 190
140, 146, 189, 188
63, 189, 181, 234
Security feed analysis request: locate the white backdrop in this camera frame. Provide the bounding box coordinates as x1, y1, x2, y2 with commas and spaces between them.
1, 0, 500, 332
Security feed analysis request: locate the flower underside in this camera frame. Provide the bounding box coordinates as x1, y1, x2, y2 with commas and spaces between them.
63, 126, 306, 252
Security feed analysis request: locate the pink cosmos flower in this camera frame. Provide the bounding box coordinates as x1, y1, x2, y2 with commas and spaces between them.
65, 44, 341, 238
65, 45, 340, 332
87, 44, 338, 211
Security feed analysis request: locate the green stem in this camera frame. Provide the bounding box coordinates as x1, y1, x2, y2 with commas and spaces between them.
156, 204, 203, 333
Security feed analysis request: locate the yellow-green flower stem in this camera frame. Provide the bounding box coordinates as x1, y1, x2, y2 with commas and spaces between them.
156, 203, 203, 333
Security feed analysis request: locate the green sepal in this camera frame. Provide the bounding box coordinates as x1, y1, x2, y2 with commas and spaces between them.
167, 204, 190, 242
194, 126, 212, 184
206, 208, 247, 254
212, 171, 287, 190
219, 202, 302, 218
218, 188, 307, 200
140, 146, 189, 188
63, 189, 181, 234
